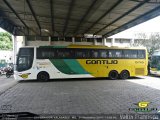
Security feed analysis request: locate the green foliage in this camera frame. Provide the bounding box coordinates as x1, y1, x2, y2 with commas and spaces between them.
0, 32, 12, 50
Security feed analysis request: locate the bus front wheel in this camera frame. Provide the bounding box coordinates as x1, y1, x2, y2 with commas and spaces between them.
37, 72, 49, 81
109, 70, 118, 80
120, 70, 130, 79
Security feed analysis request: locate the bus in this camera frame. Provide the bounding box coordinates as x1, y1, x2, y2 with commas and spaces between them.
14, 45, 148, 81
150, 50, 160, 75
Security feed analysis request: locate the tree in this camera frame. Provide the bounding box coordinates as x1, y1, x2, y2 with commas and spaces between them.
0, 32, 12, 50
132, 32, 160, 56
132, 33, 147, 47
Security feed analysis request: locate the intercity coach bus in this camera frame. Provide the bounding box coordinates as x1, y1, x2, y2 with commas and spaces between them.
150, 50, 160, 75
14, 45, 148, 81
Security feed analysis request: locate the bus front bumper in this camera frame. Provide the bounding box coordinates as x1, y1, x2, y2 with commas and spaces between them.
150, 70, 160, 75
14, 71, 22, 80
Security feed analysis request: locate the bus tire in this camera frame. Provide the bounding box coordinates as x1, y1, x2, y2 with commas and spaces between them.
37, 71, 50, 81
120, 70, 130, 79
109, 70, 118, 80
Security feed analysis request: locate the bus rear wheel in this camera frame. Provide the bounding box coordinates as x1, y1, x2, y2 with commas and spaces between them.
37, 72, 49, 81
109, 70, 118, 80
120, 70, 130, 79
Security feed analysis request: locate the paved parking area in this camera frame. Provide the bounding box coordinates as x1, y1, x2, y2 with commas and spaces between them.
0, 76, 160, 114
0, 75, 17, 95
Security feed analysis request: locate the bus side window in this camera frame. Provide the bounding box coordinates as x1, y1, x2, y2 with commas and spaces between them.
91, 50, 99, 58
109, 50, 122, 58
115, 50, 122, 58
37, 48, 42, 59
69, 49, 75, 58
76, 51, 83, 58
50, 52, 55, 58
100, 50, 108, 58
75, 49, 90, 59
85, 49, 90, 58
42, 51, 48, 58
37, 48, 54, 59
131, 50, 138, 58
138, 50, 145, 59
123, 50, 137, 59
64, 51, 70, 58
57, 49, 65, 58
49, 49, 55, 58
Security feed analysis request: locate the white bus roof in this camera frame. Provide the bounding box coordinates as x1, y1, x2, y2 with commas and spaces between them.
153, 50, 160, 56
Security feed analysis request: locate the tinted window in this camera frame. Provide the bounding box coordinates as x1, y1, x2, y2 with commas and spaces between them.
56, 49, 74, 58
37, 48, 145, 59
37, 48, 74, 59
75, 49, 90, 59
91, 50, 99, 58
37, 48, 55, 59
151, 56, 160, 68
123, 50, 138, 59
109, 50, 122, 58
17, 48, 34, 72
138, 50, 145, 59
99, 50, 108, 58
19, 48, 34, 56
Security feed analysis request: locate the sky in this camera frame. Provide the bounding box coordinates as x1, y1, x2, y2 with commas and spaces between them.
1, 15, 160, 37
109, 15, 160, 38
0, 28, 7, 32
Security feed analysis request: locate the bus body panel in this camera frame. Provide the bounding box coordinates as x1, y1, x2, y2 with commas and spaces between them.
15, 59, 93, 80
77, 59, 147, 77
150, 69, 160, 75
15, 59, 147, 80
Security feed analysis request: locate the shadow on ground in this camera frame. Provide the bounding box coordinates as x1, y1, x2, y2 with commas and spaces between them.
18, 76, 143, 83
149, 74, 160, 78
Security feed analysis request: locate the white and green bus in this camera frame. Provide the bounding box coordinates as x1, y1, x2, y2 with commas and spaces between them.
14, 45, 148, 81
150, 50, 160, 75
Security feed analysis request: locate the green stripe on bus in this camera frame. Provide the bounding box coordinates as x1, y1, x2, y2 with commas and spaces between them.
49, 59, 77, 74
63, 59, 89, 74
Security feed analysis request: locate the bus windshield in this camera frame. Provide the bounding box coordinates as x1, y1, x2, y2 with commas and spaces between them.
16, 48, 34, 72
151, 56, 160, 68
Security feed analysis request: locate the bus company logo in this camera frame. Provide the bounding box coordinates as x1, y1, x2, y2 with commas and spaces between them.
37, 62, 51, 66
19, 73, 31, 79
129, 101, 158, 112
86, 60, 118, 64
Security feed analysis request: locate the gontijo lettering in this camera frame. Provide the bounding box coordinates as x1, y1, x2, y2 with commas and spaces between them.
86, 60, 118, 64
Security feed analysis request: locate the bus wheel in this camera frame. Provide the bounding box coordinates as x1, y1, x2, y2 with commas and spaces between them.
120, 70, 130, 79
37, 72, 49, 81
109, 70, 118, 80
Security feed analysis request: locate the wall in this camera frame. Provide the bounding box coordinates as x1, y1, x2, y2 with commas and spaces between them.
24, 36, 135, 47
27, 40, 50, 46
0, 50, 13, 65
51, 41, 72, 46
16, 36, 25, 52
